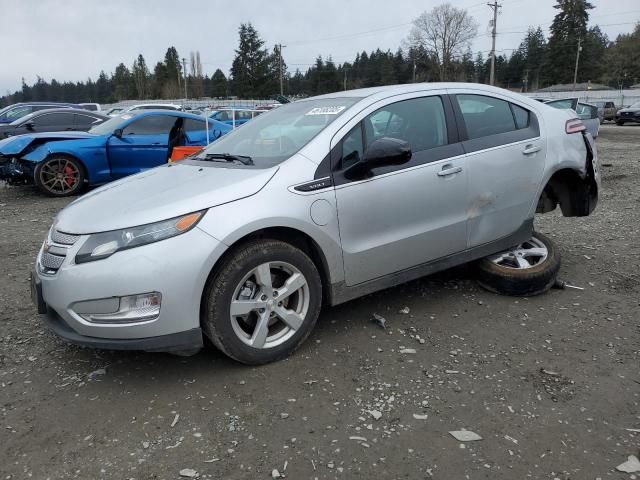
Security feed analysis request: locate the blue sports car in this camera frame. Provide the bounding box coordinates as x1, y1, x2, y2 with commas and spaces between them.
0, 110, 231, 196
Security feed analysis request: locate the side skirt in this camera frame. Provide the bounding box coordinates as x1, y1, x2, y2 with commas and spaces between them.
329, 218, 534, 306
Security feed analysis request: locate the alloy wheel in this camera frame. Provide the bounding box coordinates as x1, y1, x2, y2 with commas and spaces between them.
39, 158, 80, 194
230, 261, 310, 349
487, 237, 549, 269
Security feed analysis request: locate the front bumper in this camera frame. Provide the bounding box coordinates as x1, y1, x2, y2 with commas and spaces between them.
33, 225, 226, 353
42, 306, 203, 352
0, 156, 33, 184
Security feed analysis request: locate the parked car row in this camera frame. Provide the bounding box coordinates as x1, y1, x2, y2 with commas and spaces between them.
0, 110, 231, 195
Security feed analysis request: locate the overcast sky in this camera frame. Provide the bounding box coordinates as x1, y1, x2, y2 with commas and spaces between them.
1, 0, 638, 94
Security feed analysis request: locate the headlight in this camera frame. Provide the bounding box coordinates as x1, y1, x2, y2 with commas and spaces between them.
75, 211, 204, 264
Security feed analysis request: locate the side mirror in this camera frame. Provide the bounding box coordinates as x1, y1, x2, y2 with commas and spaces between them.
113, 128, 123, 138
24, 122, 35, 130
345, 137, 412, 179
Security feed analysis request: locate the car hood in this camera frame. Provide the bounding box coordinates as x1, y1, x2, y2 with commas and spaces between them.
55, 161, 279, 234
618, 107, 640, 113
0, 131, 96, 155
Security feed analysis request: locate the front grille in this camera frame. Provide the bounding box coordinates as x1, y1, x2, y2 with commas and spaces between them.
51, 230, 80, 245
40, 251, 65, 270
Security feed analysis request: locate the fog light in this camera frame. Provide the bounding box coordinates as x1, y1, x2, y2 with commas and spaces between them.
79, 292, 162, 324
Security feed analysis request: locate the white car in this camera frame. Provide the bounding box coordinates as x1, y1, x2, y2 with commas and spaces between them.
123, 103, 182, 113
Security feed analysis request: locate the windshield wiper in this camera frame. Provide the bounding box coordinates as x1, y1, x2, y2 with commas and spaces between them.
197, 153, 254, 166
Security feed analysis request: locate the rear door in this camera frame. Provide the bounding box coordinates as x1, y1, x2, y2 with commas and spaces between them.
332, 92, 468, 286
107, 114, 178, 178
451, 91, 545, 248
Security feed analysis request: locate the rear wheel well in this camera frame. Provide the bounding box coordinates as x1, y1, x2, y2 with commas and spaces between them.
536, 168, 597, 217
201, 227, 333, 316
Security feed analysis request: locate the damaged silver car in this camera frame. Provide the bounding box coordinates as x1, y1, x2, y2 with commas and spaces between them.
33, 83, 600, 364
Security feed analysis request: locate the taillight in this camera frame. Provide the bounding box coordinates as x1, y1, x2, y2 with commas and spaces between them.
566, 119, 586, 134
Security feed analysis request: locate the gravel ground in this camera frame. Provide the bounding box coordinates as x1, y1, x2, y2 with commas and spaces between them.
1, 124, 639, 480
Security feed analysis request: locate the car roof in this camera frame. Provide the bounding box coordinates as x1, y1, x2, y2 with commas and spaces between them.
29, 108, 108, 118
121, 110, 206, 120
10, 101, 78, 106
308, 82, 535, 102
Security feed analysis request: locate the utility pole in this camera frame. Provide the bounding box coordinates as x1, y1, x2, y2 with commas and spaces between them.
277, 44, 286, 96
182, 57, 188, 99
572, 37, 582, 92
488, 1, 501, 86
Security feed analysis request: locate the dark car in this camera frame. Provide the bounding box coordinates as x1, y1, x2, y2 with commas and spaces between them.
616, 101, 640, 125
0, 108, 107, 139
0, 102, 80, 124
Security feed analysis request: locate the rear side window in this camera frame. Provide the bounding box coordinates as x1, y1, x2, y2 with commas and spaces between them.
511, 104, 530, 129
183, 118, 205, 133
33, 112, 75, 127
364, 96, 448, 152
74, 114, 102, 127
456, 95, 515, 139
123, 115, 177, 135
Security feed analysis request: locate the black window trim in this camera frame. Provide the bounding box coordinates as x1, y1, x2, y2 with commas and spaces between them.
451, 93, 540, 154
330, 94, 463, 186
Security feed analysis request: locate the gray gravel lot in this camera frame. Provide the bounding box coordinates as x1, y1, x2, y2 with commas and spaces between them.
1, 125, 639, 479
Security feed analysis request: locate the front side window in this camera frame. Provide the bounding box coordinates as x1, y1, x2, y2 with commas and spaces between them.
456, 94, 516, 139
122, 115, 177, 135
364, 96, 448, 152
196, 97, 358, 168
340, 124, 364, 170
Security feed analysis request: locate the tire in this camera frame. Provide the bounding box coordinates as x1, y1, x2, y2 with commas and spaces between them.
475, 232, 560, 296
34, 155, 86, 197
202, 239, 322, 365
616, 120, 625, 126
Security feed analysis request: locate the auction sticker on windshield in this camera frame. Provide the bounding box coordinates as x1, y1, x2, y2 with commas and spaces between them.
305, 106, 346, 116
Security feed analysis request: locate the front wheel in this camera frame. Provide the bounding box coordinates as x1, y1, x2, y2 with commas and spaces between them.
34, 156, 85, 197
202, 240, 322, 365
616, 120, 625, 126
476, 232, 560, 296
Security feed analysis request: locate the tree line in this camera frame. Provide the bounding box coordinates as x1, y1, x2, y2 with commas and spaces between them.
2, 0, 639, 107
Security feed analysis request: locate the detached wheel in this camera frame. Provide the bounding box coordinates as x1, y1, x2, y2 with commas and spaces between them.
476, 232, 560, 296
202, 240, 322, 365
34, 155, 85, 197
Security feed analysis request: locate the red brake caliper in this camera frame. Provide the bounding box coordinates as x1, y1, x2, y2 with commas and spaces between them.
63, 165, 77, 188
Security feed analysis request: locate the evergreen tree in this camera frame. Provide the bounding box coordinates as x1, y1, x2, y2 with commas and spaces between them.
132, 54, 150, 99
113, 63, 133, 100
544, 0, 594, 84
230, 23, 271, 98
210, 69, 228, 97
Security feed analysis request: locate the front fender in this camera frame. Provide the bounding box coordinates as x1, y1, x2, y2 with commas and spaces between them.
21, 139, 111, 185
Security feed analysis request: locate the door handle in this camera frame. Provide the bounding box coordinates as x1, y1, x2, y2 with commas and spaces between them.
522, 145, 541, 155
437, 165, 463, 177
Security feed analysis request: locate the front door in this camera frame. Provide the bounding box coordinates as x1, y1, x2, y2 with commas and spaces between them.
333, 95, 468, 286
107, 115, 178, 178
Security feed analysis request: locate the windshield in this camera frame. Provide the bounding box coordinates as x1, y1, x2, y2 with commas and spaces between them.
196, 98, 358, 167
89, 114, 134, 135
